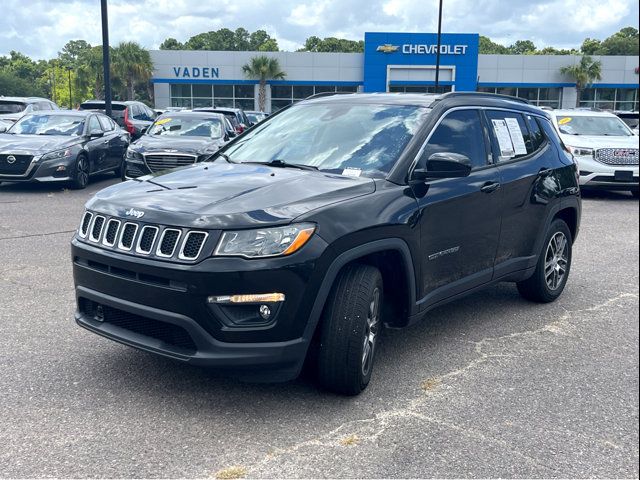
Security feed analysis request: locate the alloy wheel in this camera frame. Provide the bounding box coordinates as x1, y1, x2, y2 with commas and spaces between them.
362, 287, 381, 376
544, 232, 568, 291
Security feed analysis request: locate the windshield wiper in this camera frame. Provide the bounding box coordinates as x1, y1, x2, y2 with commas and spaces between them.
244, 159, 319, 171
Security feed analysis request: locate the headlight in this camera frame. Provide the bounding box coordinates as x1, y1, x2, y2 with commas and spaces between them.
566, 146, 594, 157
126, 148, 143, 160
214, 223, 316, 258
41, 148, 73, 161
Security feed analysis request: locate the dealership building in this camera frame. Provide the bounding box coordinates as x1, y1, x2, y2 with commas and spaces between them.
151, 32, 640, 113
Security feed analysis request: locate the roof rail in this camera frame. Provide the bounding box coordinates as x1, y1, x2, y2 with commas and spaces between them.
437, 91, 531, 105
304, 91, 356, 100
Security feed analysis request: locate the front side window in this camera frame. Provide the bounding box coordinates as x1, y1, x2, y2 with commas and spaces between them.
419, 109, 488, 169
556, 115, 632, 137
147, 116, 223, 138
8, 114, 84, 136
224, 102, 430, 177
88, 115, 101, 132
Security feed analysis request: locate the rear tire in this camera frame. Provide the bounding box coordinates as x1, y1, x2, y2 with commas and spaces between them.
317, 263, 383, 395
70, 155, 90, 190
517, 219, 572, 303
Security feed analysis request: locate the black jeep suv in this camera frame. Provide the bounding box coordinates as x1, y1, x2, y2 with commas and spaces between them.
71, 92, 581, 395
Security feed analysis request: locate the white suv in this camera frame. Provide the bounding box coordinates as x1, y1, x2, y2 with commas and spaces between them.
550, 109, 639, 197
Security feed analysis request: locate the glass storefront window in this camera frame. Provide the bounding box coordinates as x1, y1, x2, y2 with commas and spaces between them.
388, 85, 452, 93
580, 88, 639, 111
477, 87, 562, 108
292, 85, 314, 99
235, 85, 254, 99
169, 83, 256, 110
192, 84, 212, 97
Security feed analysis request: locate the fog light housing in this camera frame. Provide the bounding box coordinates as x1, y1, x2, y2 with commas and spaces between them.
207, 293, 285, 304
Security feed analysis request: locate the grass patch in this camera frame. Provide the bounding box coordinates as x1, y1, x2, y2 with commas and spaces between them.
215, 466, 247, 479
339, 434, 360, 447
421, 378, 441, 392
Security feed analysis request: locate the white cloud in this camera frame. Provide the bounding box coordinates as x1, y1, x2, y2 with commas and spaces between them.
0, 0, 637, 59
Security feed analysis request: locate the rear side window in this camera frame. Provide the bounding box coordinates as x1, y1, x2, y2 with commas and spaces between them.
485, 110, 533, 162
526, 115, 546, 151
0, 101, 27, 114
419, 109, 488, 169
37, 102, 52, 111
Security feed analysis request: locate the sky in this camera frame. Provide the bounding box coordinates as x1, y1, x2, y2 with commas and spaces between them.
2, 0, 639, 59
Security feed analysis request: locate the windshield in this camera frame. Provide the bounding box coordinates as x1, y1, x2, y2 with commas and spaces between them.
557, 115, 632, 136
224, 103, 429, 177
8, 114, 84, 136
0, 101, 27, 114
147, 116, 224, 138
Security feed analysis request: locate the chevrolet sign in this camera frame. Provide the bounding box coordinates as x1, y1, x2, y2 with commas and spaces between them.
376, 44, 399, 53
403, 44, 468, 55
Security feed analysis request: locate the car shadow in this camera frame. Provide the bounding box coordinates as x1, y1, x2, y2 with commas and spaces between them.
0, 174, 119, 194
581, 189, 637, 201
80, 282, 553, 413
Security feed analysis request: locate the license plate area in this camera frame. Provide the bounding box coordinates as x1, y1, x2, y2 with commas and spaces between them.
614, 170, 634, 182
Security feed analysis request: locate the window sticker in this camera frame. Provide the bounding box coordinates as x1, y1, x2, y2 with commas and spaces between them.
155, 118, 172, 125
504, 118, 528, 155
342, 167, 362, 177
558, 117, 572, 125
491, 119, 515, 157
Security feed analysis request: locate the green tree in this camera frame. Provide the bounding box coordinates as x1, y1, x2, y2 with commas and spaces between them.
560, 55, 602, 107
250, 30, 279, 51
509, 40, 537, 54
596, 27, 639, 55
581, 38, 601, 55
479, 35, 509, 54
298, 36, 364, 53
112, 41, 153, 101
58, 40, 92, 67
242, 55, 286, 111
159, 38, 183, 50
76, 45, 108, 99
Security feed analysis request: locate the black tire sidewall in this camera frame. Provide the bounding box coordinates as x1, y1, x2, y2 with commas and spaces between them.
72, 155, 89, 189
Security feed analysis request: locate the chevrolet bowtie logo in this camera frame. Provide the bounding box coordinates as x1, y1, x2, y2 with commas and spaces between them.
376, 44, 399, 53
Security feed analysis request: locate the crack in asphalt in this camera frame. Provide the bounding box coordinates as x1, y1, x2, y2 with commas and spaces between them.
0, 230, 76, 241
214, 292, 639, 478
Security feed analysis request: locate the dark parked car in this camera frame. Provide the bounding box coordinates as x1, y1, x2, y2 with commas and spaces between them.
0, 96, 59, 123
193, 107, 251, 133
79, 100, 156, 140
71, 92, 581, 394
0, 110, 129, 189
123, 112, 230, 179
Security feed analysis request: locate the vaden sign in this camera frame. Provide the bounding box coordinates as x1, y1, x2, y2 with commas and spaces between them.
172, 67, 220, 79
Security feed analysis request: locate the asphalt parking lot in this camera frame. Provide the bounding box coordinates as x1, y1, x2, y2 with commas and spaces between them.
0, 177, 638, 478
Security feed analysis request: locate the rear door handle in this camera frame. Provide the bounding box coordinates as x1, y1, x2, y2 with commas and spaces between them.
480, 181, 501, 193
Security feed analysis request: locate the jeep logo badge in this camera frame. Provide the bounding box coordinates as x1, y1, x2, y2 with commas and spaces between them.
125, 208, 145, 219
6, 155, 16, 164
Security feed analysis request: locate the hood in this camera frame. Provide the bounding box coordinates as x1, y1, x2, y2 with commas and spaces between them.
87, 162, 376, 228
0, 133, 81, 155
559, 134, 640, 149
130, 135, 224, 156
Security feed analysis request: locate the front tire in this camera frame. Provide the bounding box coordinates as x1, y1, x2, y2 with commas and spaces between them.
317, 264, 383, 395
70, 155, 90, 190
517, 219, 572, 303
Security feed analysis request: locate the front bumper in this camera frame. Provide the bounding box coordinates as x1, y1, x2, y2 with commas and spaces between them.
576, 155, 639, 190
0, 155, 76, 183
123, 158, 151, 179
72, 235, 330, 380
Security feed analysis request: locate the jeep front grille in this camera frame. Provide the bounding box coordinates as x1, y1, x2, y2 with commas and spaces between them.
79, 211, 211, 263
595, 148, 639, 166
144, 153, 198, 173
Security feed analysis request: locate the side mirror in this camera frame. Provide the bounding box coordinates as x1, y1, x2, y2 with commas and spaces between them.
140, 126, 149, 135
412, 152, 472, 181
89, 129, 104, 138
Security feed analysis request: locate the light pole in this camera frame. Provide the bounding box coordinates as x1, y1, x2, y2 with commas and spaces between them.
101, 0, 112, 117
66, 66, 73, 109
434, 0, 443, 91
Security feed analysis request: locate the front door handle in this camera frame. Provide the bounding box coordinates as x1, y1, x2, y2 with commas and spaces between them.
480, 181, 501, 193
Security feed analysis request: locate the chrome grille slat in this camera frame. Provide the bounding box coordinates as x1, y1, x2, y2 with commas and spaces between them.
79, 212, 93, 238
118, 223, 139, 251
102, 219, 121, 247
156, 229, 182, 258
143, 153, 198, 173
135, 226, 159, 254
179, 231, 208, 260
78, 211, 209, 262
595, 148, 639, 166
89, 216, 106, 242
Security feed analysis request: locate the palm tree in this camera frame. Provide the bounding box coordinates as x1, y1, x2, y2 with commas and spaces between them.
112, 42, 153, 101
242, 56, 286, 112
76, 46, 107, 99
560, 55, 602, 107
